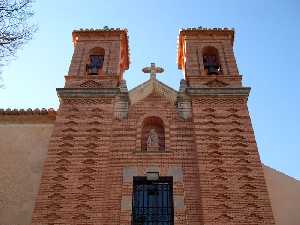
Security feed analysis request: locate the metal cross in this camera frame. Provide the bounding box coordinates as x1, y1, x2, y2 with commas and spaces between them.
142, 63, 164, 79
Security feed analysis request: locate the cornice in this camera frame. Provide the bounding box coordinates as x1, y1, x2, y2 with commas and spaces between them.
56, 88, 121, 98
186, 87, 251, 96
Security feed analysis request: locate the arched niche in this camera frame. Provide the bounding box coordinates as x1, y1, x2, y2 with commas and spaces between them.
202, 46, 222, 75
86, 47, 105, 75
141, 116, 165, 152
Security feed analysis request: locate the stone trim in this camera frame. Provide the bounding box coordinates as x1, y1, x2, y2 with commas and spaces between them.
121, 196, 132, 211
123, 166, 138, 183
133, 151, 173, 155
186, 87, 251, 96
174, 195, 185, 209
167, 166, 183, 183
129, 78, 178, 106
145, 166, 160, 174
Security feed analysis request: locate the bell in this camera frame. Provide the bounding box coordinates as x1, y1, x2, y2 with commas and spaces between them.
86, 63, 100, 75
86, 55, 103, 75
207, 65, 219, 75
203, 55, 220, 75
90, 66, 99, 75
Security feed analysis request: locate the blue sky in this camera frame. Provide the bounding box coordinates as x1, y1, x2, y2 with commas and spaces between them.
1, 0, 299, 179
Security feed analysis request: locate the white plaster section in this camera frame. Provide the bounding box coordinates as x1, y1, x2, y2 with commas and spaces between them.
121, 195, 132, 211
123, 166, 138, 183
174, 195, 185, 209
167, 166, 183, 182
0, 124, 54, 225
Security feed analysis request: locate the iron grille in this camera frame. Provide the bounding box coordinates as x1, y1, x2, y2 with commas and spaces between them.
132, 176, 174, 225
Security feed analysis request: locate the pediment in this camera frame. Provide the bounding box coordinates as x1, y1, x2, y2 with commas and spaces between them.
129, 78, 178, 105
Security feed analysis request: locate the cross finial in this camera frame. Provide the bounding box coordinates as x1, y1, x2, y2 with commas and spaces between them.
142, 62, 164, 79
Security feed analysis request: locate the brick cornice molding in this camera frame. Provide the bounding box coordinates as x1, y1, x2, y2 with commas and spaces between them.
56, 88, 121, 98
186, 87, 251, 96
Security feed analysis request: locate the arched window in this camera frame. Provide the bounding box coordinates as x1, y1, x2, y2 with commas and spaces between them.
202, 46, 221, 75
86, 47, 105, 75
141, 116, 165, 152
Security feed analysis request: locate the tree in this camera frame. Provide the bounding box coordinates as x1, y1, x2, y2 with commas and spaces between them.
0, 0, 37, 66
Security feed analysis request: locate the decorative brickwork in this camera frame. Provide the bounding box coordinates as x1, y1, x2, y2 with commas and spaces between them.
179, 28, 275, 225
31, 27, 275, 225
31, 98, 115, 224
190, 97, 274, 224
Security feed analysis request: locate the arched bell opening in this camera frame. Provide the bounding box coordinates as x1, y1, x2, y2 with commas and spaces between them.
141, 116, 165, 152
202, 46, 222, 75
86, 47, 105, 75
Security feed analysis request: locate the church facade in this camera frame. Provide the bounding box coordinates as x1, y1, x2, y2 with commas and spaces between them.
29, 27, 276, 225
3, 27, 300, 225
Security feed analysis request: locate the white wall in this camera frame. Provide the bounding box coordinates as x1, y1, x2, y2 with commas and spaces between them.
0, 124, 53, 225
264, 165, 300, 225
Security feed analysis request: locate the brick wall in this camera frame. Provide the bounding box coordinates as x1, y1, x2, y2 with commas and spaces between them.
191, 96, 275, 224
31, 28, 276, 225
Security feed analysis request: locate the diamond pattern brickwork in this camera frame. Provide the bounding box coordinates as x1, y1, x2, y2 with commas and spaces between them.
191, 96, 275, 225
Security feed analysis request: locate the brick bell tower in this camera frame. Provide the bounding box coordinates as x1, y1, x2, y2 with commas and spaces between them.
31, 28, 130, 224
177, 28, 275, 224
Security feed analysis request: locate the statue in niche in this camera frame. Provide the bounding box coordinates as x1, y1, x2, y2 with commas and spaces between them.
147, 129, 160, 151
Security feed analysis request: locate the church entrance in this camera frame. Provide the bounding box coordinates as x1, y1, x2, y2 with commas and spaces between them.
132, 176, 174, 225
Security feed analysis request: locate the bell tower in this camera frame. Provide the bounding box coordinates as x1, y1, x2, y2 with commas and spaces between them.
177, 27, 241, 87
178, 28, 276, 224
31, 28, 130, 225
66, 28, 129, 88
